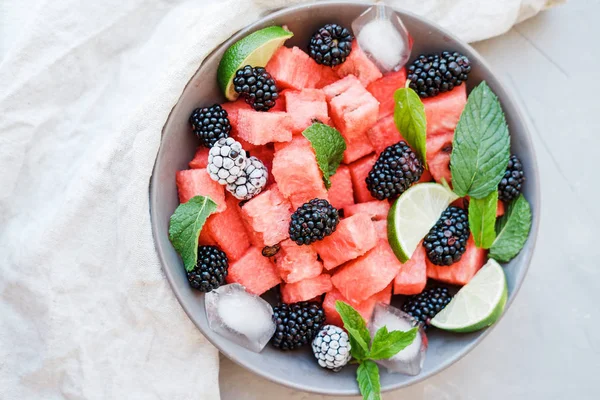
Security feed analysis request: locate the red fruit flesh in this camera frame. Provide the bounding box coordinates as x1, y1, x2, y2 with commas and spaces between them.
175, 169, 226, 212
226, 247, 281, 295
394, 243, 427, 295
343, 200, 390, 221
274, 239, 323, 283
327, 165, 354, 210
323, 284, 392, 327
204, 194, 251, 261
367, 69, 407, 119
333, 40, 383, 87
236, 109, 294, 145
426, 132, 454, 185
423, 84, 467, 137
426, 236, 487, 286
189, 147, 210, 169
281, 274, 333, 304
366, 115, 404, 155
283, 89, 330, 134
240, 185, 293, 247
349, 154, 378, 203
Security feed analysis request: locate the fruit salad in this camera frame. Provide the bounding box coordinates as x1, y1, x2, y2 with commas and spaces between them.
167, 6, 532, 399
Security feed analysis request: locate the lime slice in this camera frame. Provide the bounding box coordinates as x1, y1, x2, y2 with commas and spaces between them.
387, 183, 459, 262
431, 259, 508, 333
217, 26, 293, 100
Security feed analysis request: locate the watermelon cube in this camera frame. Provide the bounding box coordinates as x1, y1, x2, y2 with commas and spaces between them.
312, 213, 378, 270
331, 241, 402, 304
344, 200, 390, 221
240, 185, 293, 247
349, 154, 377, 203
281, 274, 332, 304
367, 68, 407, 119
423, 84, 467, 137
266, 46, 322, 90
204, 194, 251, 261
323, 284, 392, 327
394, 243, 427, 295
198, 227, 218, 246
316, 66, 340, 88
226, 247, 281, 295
274, 239, 323, 283
236, 109, 294, 145
427, 236, 487, 286
322, 75, 362, 101
373, 220, 388, 240
419, 168, 433, 183
272, 136, 328, 208
189, 147, 210, 169
426, 131, 454, 184
327, 165, 354, 210
333, 40, 383, 87
222, 99, 257, 150
176, 169, 226, 212
283, 89, 330, 134
366, 115, 404, 155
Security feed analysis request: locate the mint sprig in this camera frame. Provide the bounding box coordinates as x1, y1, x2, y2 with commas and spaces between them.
490, 194, 532, 262
393, 86, 428, 168
168, 195, 217, 271
335, 301, 418, 400
469, 190, 498, 249
302, 122, 346, 189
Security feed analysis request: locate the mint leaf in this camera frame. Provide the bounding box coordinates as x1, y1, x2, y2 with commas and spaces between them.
469, 190, 498, 249
369, 326, 418, 360
168, 195, 217, 272
303, 123, 346, 189
490, 195, 532, 262
335, 301, 371, 359
450, 82, 510, 199
357, 360, 381, 400
393, 87, 427, 167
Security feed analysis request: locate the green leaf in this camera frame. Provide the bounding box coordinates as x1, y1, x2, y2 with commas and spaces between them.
450, 82, 510, 199
393, 87, 428, 168
369, 326, 418, 360
168, 196, 218, 272
357, 360, 381, 400
469, 190, 498, 249
490, 195, 532, 262
302, 123, 347, 189
335, 301, 371, 359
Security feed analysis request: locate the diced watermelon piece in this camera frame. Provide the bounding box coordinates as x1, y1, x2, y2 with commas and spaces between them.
423, 84, 467, 137
240, 185, 293, 247
316, 65, 340, 88
266, 46, 322, 90
334, 40, 383, 87
198, 227, 217, 246
373, 220, 387, 240
344, 200, 390, 221
349, 154, 377, 203
236, 109, 293, 145
366, 115, 404, 154
281, 274, 332, 304
394, 243, 427, 295
272, 136, 328, 208
419, 168, 433, 183
313, 213, 378, 270
274, 239, 323, 283
284, 89, 330, 133
322, 75, 362, 101
323, 284, 392, 327
367, 69, 407, 119
176, 169, 226, 212
331, 241, 402, 304
204, 194, 251, 261
327, 165, 354, 210
497, 200, 505, 217
427, 236, 487, 286
426, 131, 454, 184
226, 247, 281, 295
222, 99, 257, 150
189, 147, 210, 169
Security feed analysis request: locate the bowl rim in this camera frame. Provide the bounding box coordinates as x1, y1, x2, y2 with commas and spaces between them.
150, 0, 541, 395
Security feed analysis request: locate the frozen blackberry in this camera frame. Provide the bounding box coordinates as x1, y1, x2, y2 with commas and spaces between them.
498, 154, 525, 202
289, 199, 340, 246
402, 287, 452, 327
226, 156, 268, 200
233, 65, 279, 111
407, 51, 471, 98
366, 141, 424, 200
308, 23, 353, 66
189, 104, 231, 148
312, 325, 351, 371
186, 246, 228, 292
207, 137, 247, 185
423, 206, 470, 266
271, 302, 325, 350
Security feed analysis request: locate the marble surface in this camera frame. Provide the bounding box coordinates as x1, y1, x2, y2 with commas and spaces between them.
219, 1, 599, 399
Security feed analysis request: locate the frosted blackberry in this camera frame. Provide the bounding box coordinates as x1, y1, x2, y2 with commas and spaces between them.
308, 23, 353, 66
423, 206, 470, 266
233, 65, 279, 111
498, 154, 525, 202
289, 199, 340, 245
186, 246, 228, 292
311, 325, 351, 371
207, 137, 247, 185
407, 51, 471, 98
402, 287, 452, 327
366, 141, 424, 200
271, 302, 325, 350
189, 104, 231, 148
226, 156, 268, 200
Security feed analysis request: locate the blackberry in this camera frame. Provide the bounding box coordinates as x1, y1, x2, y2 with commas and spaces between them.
407, 51, 471, 98
402, 287, 452, 327
311, 325, 351, 371
308, 23, 353, 66
498, 154, 525, 202
289, 199, 340, 245
366, 141, 424, 200
233, 65, 278, 111
186, 246, 228, 292
207, 137, 247, 185
226, 156, 268, 200
189, 104, 231, 148
423, 206, 470, 266
271, 302, 325, 350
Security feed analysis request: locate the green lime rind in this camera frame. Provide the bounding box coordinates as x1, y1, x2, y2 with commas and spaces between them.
387, 200, 410, 263
217, 26, 293, 100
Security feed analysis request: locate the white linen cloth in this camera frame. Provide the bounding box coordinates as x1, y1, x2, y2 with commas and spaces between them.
0, 0, 559, 398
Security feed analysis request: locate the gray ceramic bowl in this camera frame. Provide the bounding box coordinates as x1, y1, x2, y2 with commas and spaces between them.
150, 1, 540, 396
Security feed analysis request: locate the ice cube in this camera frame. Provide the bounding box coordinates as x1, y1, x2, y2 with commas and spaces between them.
352, 3, 412, 73
368, 303, 427, 375
205, 283, 276, 353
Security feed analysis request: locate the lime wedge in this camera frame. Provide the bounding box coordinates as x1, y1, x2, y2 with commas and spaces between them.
217, 26, 293, 100
431, 259, 508, 333
387, 183, 459, 262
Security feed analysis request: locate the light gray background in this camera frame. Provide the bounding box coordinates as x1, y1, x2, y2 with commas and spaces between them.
220, 1, 599, 399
